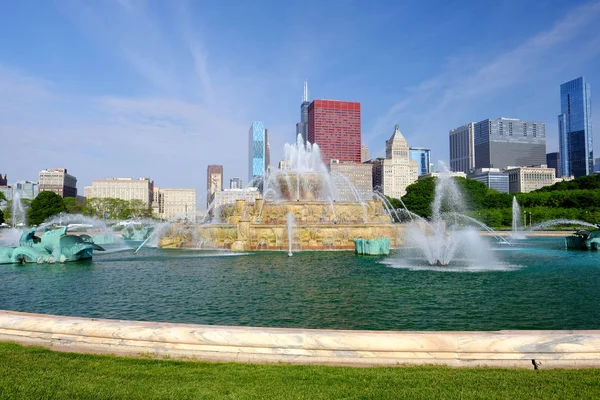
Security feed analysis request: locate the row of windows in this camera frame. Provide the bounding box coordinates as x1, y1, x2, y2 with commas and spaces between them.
508, 173, 554, 182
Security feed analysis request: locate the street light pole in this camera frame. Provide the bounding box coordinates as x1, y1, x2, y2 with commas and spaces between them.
529, 212, 532, 228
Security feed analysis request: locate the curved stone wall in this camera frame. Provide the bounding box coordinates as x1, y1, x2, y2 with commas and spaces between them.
1, 310, 599, 368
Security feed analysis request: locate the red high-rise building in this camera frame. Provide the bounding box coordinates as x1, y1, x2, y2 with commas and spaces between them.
307, 100, 361, 163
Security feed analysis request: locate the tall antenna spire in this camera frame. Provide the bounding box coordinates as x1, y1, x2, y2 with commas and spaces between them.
303, 79, 309, 103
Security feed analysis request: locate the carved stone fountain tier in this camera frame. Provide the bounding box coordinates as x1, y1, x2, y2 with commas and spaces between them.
275, 171, 325, 201
159, 198, 405, 251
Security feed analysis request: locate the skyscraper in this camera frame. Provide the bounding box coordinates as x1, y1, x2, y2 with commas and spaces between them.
449, 123, 475, 174
329, 162, 373, 201
474, 118, 546, 169
409, 147, 431, 176
248, 121, 266, 184
361, 144, 370, 162
295, 80, 310, 143
264, 128, 271, 172
230, 177, 243, 189
307, 99, 361, 163
372, 125, 418, 199
558, 77, 593, 177
206, 165, 223, 208
546, 152, 560, 178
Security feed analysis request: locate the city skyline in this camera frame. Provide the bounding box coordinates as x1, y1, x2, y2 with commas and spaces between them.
2, 1, 600, 204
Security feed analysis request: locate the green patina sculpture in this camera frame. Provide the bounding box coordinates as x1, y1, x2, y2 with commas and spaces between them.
0, 227, 104, 264
121, 225, 154, 241
565, 228, 600, 250
353, 237, 391, 256
90, 234, 115, 245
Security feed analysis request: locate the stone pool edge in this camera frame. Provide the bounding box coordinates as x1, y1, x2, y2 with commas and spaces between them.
1, 310, 599, 369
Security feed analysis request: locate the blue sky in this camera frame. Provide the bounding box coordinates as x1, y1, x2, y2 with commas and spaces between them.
2, 0, 600, 207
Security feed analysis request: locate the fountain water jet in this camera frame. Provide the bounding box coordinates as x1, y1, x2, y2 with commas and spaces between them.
403, 164, 498, 267
11, 192, 26, 228
529, 219, 596, 231
510, 196, 526, 239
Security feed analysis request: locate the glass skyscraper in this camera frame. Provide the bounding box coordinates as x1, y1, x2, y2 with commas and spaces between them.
558, 77, 593, 178
248, 121, 266, 184
546, 152, 560, 178
295, 80, 309, 143
449, 123, 475, 174
409, 148, 431, 176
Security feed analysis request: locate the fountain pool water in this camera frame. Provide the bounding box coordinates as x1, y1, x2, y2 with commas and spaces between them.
287, 212, 294, 256
1, 236, 599, 331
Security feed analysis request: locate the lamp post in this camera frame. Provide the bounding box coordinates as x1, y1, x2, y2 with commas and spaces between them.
523, 210, 526, 229
529, 212, 532, 228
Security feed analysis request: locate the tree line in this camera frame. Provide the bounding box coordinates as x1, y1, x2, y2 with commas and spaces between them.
0, 191, 153, 226
388, 174, 600, 229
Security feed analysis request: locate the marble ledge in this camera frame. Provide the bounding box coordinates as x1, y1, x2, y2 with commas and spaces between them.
1, 310, 599, 369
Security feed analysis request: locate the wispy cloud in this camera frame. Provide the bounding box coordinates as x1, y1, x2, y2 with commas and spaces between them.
368, 0, 600, 160
0, 65, 57, 111
2, 0, 315, 198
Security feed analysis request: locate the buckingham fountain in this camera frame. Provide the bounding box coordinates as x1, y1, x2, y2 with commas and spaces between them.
159, 135, 404, 253
2, 136, 600, 368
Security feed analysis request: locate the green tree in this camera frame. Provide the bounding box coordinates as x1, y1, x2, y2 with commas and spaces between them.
385, 196, 403, 210
0, 191, 6, 203
83, 197, 137, 220
454, 177, 488, 210
1, 198, 32, 225
63, 197, 84, 214
128, 199, 153, 219
0, 208, 4, 224
401, 177, 436, 217
2, 200, 11, 223
536, 173, 600, 192
482, 191, 511, 209
476, 209, 504, 228
27, 191, 67, 225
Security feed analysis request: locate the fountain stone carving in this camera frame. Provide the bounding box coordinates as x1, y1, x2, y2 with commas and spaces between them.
160, 135, 403, 252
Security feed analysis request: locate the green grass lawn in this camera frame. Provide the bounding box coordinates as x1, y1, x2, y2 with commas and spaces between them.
0, 342, 599, 399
